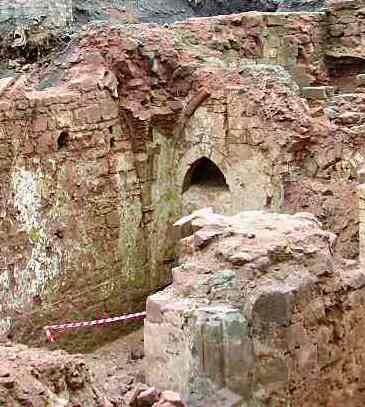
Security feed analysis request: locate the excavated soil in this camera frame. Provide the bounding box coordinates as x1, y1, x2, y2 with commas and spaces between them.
0, 329, 146, 407
86, 328, 145, 405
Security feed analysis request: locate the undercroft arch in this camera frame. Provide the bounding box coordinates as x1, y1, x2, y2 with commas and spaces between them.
182, 157, 233, 216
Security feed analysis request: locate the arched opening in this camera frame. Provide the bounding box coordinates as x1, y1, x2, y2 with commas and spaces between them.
182, 157, 232, 216
57, 130, 69, 150
182, 157, 229, 192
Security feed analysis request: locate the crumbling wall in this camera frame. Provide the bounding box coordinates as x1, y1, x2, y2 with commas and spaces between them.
145, 209, 365, 406
0, 79, 151, 344
281, 92, 365, 259
173, 11, 328, 86
0, 17, 322, 346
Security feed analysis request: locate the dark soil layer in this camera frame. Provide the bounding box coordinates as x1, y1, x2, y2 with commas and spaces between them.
277, 0, 326, 11
72, 0, 327, 25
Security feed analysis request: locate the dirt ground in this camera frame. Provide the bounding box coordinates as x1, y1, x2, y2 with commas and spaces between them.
86, 328, 146, 406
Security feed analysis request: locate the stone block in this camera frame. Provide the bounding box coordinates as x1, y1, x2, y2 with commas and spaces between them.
99, 99, 119, 121
146, 295, 167, 324
329, 24, 345, 37
251, 288, 294, 327
302, 86, 335, 100
357, 73, 365, 86
56, 110, 73, 128
201, 318, 225, 386
0, 77, 14, 97
32, 116, 48, 133
73, 105, 102, 124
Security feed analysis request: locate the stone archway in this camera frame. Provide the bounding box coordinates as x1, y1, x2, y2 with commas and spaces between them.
181, 157, 232, 216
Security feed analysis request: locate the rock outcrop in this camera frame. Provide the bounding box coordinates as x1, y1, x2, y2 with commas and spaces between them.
145, 208, 365, 406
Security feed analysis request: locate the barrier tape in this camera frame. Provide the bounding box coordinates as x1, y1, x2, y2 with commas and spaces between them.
44, 311, 146, 343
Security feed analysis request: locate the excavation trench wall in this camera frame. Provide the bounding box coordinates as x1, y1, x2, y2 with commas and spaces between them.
1, 1, 365, 347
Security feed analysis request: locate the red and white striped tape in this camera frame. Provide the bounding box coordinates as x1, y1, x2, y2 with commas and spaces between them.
44, 311, 146, 343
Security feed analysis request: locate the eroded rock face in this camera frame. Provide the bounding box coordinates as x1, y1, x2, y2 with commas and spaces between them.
145, 209, 365, 406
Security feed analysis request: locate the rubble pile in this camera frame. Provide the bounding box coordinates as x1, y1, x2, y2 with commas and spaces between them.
0, 342, 105, 407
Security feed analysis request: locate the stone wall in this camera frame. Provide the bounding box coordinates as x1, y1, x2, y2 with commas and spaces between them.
327, 0, 365, 59
0, 15, 322, 345
281, 90, 365, 259
145, 210, 365, 406
173, 11, 328, 86
1, 0, 365, 346
0, 75, 179, 345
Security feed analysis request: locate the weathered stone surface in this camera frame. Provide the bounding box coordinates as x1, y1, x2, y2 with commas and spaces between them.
327, 0, 365, 58
145, 209, 365, 406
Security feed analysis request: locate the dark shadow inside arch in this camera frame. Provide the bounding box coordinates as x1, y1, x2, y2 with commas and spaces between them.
182, 157, 229, 193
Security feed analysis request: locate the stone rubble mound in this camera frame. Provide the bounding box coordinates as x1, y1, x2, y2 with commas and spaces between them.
0, 340, 189, 407
129, 385, 188, 407
0, 342, 106, 406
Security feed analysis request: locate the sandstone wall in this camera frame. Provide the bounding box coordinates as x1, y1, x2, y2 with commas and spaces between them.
173, 11, 328, 86
281, 91, 365, 259
0, 19, 319, 346
327, 0, 365, 59
0, 77, 178, 346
